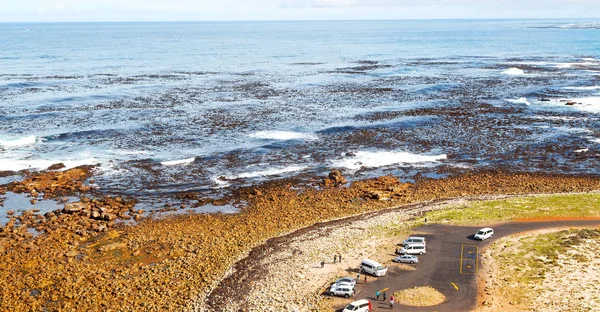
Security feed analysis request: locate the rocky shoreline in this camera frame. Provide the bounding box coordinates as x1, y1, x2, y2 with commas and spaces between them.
2, 169, 600, 311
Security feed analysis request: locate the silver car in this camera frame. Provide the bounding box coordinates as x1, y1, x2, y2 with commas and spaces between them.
393, 255, 418, 264
335, 277, 357, 287
329, 282, 355, 298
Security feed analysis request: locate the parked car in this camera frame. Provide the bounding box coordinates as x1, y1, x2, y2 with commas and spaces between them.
329, 283, 354, 298
360, 259, 388, 276
393, 255, 418, 264
335, 277, 356, 287
399, 244, 426, 255
342, 299, 371, 312
403, 236, 426, 247
474, 227, 494, 240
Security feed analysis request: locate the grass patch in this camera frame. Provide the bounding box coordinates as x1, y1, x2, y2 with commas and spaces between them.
487, 228, 600, 307
425, 193, 600, 225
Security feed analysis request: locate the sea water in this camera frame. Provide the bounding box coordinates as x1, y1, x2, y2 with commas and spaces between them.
1, 19, 600, 208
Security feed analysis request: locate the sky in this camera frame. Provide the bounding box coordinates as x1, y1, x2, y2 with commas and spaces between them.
1, 0, 599, 22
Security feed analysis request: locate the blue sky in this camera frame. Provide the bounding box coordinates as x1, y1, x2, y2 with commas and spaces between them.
1, 0, 599, 22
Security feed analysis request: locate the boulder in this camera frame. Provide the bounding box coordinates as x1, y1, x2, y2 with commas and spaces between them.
328, 170, 347, 184
47, 163, 66, 171
63, 203, 86, 214
65, 250, 78, 257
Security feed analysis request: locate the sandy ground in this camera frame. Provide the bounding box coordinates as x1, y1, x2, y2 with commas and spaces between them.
477, 228, 600, 312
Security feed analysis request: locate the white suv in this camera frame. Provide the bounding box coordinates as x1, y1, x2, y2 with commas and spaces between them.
329, 282, 354, 298
474, 227, 494, 240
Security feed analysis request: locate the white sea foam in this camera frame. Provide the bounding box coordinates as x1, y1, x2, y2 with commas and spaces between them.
501, 68, 525, 76
249, 131, 318, 141
0, 135, 37, 147
211, 177, 231, 188
331, 150, 447, 170
234, 165, 308, 179
0, 158, 98, 172
564, 86, 600, 90
590, 138, 600, 144
574, 148, 589, 153
555, 59, 599, 69
506, 97, 530, 105
560, 97, 600, 113
160, 157, 196, 166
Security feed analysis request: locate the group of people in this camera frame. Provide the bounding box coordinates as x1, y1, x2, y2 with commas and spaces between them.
321, 252, 342, 268
376, 291, 395, 309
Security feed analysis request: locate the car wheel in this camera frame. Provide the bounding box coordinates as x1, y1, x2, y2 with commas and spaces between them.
329, 292, 334, 296
410, 261, 415, 264
419, 252, 423, 255
344, 294, 349, 298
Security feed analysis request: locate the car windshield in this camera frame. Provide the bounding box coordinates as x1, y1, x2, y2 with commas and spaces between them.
345, 304, 356, 310
477, 231, 485, 235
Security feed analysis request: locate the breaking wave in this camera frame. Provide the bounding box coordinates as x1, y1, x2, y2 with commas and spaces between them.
331, 150, 447, 170
501, 68, 525, 76
0, 135, 37, 147
249, 131, 318, 141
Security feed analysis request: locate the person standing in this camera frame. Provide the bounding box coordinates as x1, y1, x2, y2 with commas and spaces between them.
364, 275, 367, 283
376, 290, 380, 300
338, 252, 342, 262
390, 295, 395, 310
334, 254, 337, 263
383, 291, 386, 301
321, 260, 325, 268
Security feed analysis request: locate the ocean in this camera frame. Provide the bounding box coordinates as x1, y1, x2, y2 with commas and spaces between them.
1, 19, 600, 214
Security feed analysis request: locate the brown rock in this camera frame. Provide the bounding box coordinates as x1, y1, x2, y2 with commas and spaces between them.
65, 250, 78, 257
102, 213, 117, 221
47, 163, 66, 171
98, 243, 126, 252
91, 211, 102, 219
328, 170, 347, 184
63, 203, 86, 213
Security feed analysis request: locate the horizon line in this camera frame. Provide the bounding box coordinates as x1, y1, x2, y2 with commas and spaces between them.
1, 17, 599, 24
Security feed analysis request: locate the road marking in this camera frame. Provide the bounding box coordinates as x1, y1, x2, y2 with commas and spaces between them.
451, 282, 458, 290
460, 245, 479, 275
460, 245, 464, 274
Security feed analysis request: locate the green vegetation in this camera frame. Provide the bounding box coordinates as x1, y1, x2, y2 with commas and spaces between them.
425, 193, 600, 225
490, 228, 600, 306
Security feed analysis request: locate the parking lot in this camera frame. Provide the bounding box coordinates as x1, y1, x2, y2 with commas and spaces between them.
334, 219, 600, 311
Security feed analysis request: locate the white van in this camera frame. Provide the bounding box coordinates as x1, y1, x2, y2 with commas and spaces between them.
342, 299, 371, 312
399, 244, 426, 255
403, 236, 426, 246
474, 228, 494, 240
360, 259, 388, 277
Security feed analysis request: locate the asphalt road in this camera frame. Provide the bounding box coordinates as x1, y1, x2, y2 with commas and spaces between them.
350, 219, 600, 312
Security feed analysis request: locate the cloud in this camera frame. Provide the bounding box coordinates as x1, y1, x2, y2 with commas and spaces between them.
281, 0, 600, 8
37, 3, 67, 14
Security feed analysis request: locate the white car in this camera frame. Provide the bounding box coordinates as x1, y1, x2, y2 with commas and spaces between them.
329, 282, 354, 298
474, 227, 494, 240
393, 255, 418, 264
343, 299, 371, 312
335, 277, 357, 287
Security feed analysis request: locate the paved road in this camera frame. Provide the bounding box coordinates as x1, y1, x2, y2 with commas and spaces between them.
349, 219, 600, 312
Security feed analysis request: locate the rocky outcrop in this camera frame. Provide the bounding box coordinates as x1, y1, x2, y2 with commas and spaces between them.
2, 171, 600, 311
323, 170, 348, 187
